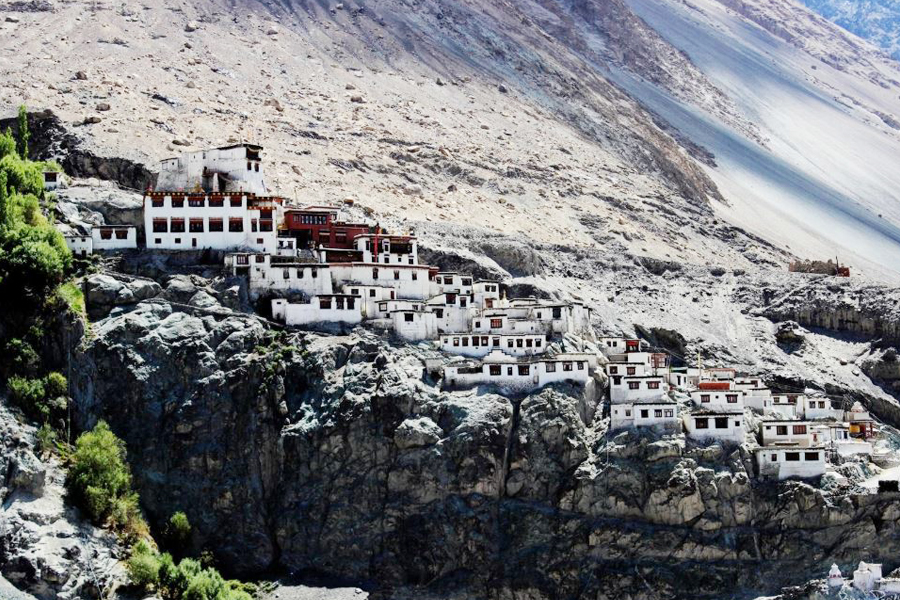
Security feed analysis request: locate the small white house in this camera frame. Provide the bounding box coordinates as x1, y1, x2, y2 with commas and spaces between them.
391, 309, 438, 341
63, 234, 93, 257
741, 388, 773, 412
800, 395, 843, 420
91, 225, 137, 251
436, 272, 474, 295
609, 375, 668, 404
768, 395, 799, 418
683, 411, 744, 444
610, 402, 679, 431
666, 368, 702, 390
248, 257, 334, 298
43, 170, 61, 191
755, 447, 826, 480
599, 337, 642, 356
272, 295, 363, 327
353, 233, 419, 265
759, 421, 815, 447
854, 562, 883, 592
473, 281, 501, 310
690, 384, 744, 413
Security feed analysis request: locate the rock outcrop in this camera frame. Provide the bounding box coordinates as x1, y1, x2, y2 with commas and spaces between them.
0, 404, 127, 600
66, 292, 900, 600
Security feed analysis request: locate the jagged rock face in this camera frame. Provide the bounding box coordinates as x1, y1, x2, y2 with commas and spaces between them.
750, 278, 900, 343
68, 295, 900, 599
0, 405, 127, 600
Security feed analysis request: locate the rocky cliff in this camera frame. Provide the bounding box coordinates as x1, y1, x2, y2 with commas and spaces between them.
62, 274, 900, 600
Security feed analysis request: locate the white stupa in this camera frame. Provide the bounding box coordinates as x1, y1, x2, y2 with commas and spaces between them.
827, 563, 844, 589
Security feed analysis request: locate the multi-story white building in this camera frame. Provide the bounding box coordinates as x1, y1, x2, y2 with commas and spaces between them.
439, 333, 547, 358
610, 401, 679, 431
271, 295, 362, 327
683, 411, 745, 444
800, 395, 844, 420
599, 337, 642, 356
156, 143, 268, 194
144, 192, 282, 253
755, 447, 826, 480
92, 225, 138, 251
352, 234, 419, 265
443, 350, 593, 392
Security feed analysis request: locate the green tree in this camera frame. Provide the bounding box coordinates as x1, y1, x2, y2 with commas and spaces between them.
44, 371, 67, 397
126, 539, 161, 589
67, 421, 138, 527
0, 128, 14, 161
16, 105, 29, 159
165, 511, 192, 555
0, 223, 71, 295
0, 169, 8, 228
8, 376, 47, 416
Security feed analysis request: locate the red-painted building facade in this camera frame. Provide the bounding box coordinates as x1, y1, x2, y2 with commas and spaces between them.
282, 206, 373, 250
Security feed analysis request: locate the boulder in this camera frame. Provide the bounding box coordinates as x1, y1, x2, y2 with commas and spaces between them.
394, 417, 442, 449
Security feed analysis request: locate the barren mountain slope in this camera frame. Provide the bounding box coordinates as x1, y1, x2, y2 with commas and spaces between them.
620, 0, 900, 280
0, 0, 803, 273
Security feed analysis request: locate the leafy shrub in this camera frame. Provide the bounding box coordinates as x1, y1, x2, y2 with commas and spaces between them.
126, 540, 161, 589
165, 511, 192, 554
44, 371, 67, 397
0, 222, 71, 295
35, 423, 57, 456
8, 376, 47, 416
0, 128, 14, 161
5, 337, 40, 377
67, 421, 146, 537
183, 568, 228, 600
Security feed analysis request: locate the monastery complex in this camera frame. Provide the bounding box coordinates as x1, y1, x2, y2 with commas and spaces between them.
57, 144, 892, 486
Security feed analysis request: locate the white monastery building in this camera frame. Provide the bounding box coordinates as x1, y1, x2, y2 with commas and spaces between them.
683, 411, 745, 444
92, 225, 138, 251
156, 143, 268, 194
754, 447, 826, 480
610, 401, 679, 432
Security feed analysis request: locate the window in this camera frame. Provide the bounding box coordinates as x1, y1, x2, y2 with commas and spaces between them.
189, 219, 204, 233
804, 452, 819, 461
771, 454, 778, 462
564, 362, 573, 372
640, 410, 649, 418
490, 319, 502, 329
435, 309, 444, 318
577, 362, 585, 370
257, 238, 264, 245
170, 218, 185, 233
793, 425, 807, 435
462, 278, 472, 286
609, 366, 618, 375
776, 426, 788, 436
171, 197, 184, 208
369, 289, 377, 297
209, 197, 224, 207
462, 337, 469, 347
518, 366, 530, 376
700, 394, 710, 403
546, 363, 556, 373
507, 367, 513, 376
526, 339, 533, 348
229, 218, 243, 232
715, 417, 728, 429
474, 320, 481, 328
453, 338, 460, 347
283, 269, 290, 279
726, 394, 738, 403
664, 409, 674, 418
695, 418, 709, 429
115, 229, 128, 239
785, 452, 800, 462
490, 365, 501, 376
394, 270, 400, 280
552, 307, 561, 319
230, 197, 242, 207
460, 297, 466, 307
155, 238, 161, 244
174, 238, 181, 244
627, 382, 639, 390
152, 198, 164, 207
536, 339, 542, 347
247, 161, 252, 171
99, 228, 113, 240
625, 410, 631, 417
404, 313, 414, 322
188, 198, 204, 207
373, 268, 379, 279
336, 298, 345, 310
472, 336, 480, 347
209, 218, 223, 232
627, 367, 636, 376
492, 338, 500, 347
654, 410, 663, 418
412, 272, 418, 281
251, 219, 258, 233
647, 381, 659, 389
319, 298, 332, 309
516, 339, 523, 348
